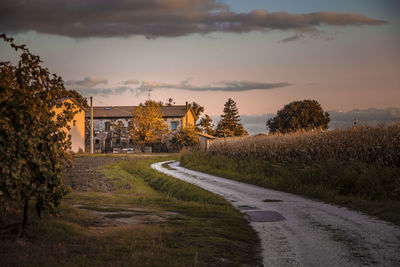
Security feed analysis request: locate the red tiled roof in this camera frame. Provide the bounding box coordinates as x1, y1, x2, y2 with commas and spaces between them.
85, 105, 188, 118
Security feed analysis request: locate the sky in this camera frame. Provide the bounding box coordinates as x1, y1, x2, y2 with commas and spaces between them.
1, 0, 399, 134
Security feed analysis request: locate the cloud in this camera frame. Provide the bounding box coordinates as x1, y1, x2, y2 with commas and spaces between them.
0, 0, 387, 41
66, 77, 108, 87
135, 80, 291, 94
122, 79, 140, 85
75, 86, 133, 97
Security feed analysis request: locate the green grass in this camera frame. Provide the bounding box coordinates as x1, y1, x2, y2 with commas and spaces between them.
0, 155, 261, 266
180, 150, 400, 226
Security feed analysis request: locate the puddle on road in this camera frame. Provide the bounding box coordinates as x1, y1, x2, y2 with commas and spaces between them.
246, 210, 285, 222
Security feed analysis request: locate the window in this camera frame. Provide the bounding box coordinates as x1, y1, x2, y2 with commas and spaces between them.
171, 121, 177, 131
73, 120, 76, 126
95, 139, 100, 144
116, 138, 120, 144
105, 121, 111, 131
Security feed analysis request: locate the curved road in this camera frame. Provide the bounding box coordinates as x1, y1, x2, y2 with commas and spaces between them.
152, 161, 400, 266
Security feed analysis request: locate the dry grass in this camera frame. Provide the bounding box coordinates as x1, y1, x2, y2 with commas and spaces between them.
209, 124, 400, 167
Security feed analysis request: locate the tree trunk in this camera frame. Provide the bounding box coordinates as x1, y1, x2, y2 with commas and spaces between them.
22, 198, 29, 229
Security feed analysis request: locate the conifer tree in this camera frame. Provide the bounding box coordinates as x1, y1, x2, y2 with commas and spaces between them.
215, 98, 248, 137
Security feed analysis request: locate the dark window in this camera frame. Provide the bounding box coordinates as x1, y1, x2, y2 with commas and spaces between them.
171, 121, 177, 131
105, 121, 111, 131
116, 138, 120, 144
129, 139, 133, 144
95, 139, 100, 144
73, 120, 76, 126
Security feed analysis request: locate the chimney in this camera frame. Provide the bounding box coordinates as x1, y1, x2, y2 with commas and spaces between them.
185, 101, 188, 110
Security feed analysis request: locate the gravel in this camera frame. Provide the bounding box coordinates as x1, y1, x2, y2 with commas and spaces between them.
152, 160, 400, 267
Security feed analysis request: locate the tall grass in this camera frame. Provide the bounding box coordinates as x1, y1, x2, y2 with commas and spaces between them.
209, 124, 400, 167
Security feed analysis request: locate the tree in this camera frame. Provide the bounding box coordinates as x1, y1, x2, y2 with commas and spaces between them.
198, 114, 215, 136
112, 120, 127, 139
66, 89, 88, 108
129, 100, 169, 145
266, 99, 330, 134
187, 102, 205, 131
188, 102, 204, 121
171, 125, 199, 149
215, 98, 248, 137
0, 34, 78, 229
166, 98, 175, 106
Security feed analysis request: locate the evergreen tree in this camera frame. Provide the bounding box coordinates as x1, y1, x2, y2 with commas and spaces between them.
215, 98, 248, 137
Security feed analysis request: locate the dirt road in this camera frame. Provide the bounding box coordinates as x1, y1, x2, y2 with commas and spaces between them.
152, 161, 400, 266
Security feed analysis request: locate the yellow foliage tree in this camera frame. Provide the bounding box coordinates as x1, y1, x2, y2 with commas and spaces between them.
129, 100, 169, 145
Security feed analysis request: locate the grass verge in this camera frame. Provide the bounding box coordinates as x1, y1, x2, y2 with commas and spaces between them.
0, 155, 261, 266
180, 150, 400, 226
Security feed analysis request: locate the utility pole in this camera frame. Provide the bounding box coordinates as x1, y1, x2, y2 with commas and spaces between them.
90, 96, 94, 154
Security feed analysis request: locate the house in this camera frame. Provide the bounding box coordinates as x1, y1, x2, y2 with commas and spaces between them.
85, 104, 196, 153
195, 132, 216, 151
53, 98, 86, 153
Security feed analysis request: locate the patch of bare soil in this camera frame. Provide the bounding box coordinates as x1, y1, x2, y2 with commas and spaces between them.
63, 156, 124, 192
73, 205, 179, 228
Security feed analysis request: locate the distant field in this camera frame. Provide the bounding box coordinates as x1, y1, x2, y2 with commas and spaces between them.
180, 124, 400, 225
0, 155, 261, 266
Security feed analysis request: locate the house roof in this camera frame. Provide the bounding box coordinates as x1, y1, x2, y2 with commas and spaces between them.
195, 132, 216, 139
85, 105, 189, 118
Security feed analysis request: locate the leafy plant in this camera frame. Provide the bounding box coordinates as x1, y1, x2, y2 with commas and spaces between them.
171, 125, 200, 149
0, 34, 79, 228
198, 114, 215, 136
128, 100, 169, 145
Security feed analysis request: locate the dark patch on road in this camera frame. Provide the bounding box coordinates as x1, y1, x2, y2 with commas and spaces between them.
238, 205, 258, 211
246, 210, 285, 222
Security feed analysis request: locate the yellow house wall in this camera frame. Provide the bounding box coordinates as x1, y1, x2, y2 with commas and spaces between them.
182, 109, 195, 128
53, 99, 86, 153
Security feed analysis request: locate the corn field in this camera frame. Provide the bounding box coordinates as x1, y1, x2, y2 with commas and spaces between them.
208, 124, 400, 168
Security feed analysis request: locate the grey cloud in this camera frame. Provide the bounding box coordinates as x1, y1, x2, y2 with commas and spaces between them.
0, 1, 387, 40
75, 86, 133, 97
122, 79, 140, 85
66, 77, 108, 87
136, 80, 291, 94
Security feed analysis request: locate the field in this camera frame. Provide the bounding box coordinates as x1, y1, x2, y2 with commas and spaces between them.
0, 155, 261, 266
180, 124, 400, 225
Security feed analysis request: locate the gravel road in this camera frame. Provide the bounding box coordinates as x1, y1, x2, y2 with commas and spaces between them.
152, 161, 400, 267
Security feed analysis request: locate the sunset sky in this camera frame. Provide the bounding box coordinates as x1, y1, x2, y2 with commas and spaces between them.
1, 0, 399, 133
